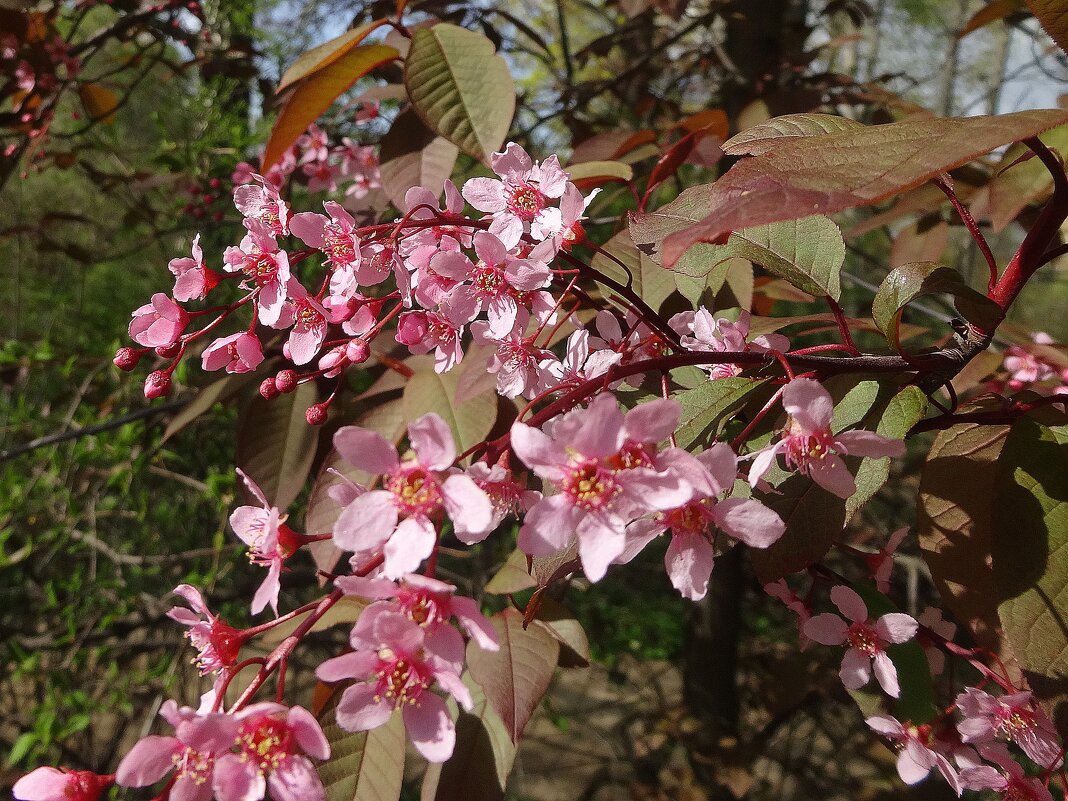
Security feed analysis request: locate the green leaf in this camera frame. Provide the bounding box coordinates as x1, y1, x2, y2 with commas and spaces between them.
530, 597, 591, 668
847, 386, 928, 518
628, 184, 714, 265
467, 607, 559, 742
727, 215, 844, 300
378, 107, 459, 210
722, 113, 865, 156
589, 230, 676, 313
264, 43, 399, 170
564, 160, 633, 185
674, 377, 768, 452
993, 417, 1068, 735
277, 21, 389, 93
975, 123, 1068, 233
484, 548, 537, 594
403, 355, 498, 454
421, 674, 516, 801
320, 706, 405, 801
917, 419, 1016, 668
663, 109, 1068, 265
236, 380, 320, 509
871, 262, 1004, 344
404, 24, 516, 163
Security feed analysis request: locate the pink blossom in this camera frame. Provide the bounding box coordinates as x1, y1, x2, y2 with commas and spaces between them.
13, 768, 112, 801
803, 585, 917, 697
538, 329, 623, 388
232, 162, 257, 185
961, 743, 1054, 800
471, 320, 552, 398
408, 239, 461, 310
866, 715, 961, 793
916, 606, 956, 675
466, 461, 541, 529
336, 573, 498, 652
116, 700, 239, 801
297, 124, 330, 164
290, 200, 361, 271
169, 234, 222, 302
462, 143, 570, 248
748, 378, 906, 498
201, 331, 264, 373
317, 606, 472, 762
531, 182, 599, 248
168, 584, 244, 675
955, 688, 1062, 768
396, 310, 465, 373
128, 293, 188, 348
401, 181, 472, 251
867, 526, 908, 592
621, 443, 784, 600
672, 309, 789, 380
222, 220, 291, 325
764, 579, 811, 642
331, 414, 493, 577
273, 279, 335, 365
1003, 332, 1058, 389
213, 703, 329, 801
511, 395, 694, 581
230, 469, 301, 615
233, 174, 289, 236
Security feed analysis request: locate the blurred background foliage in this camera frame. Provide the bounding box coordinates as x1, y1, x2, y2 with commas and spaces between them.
1, 0, 1067, 798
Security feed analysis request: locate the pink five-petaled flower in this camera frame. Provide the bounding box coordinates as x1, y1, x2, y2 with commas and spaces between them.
233, 174, 290, 236
116, 700, 239, 801
316, 607, 472, 763
274, 278, 336, 365
13, 768, 113, 801
671, 309, 790, 380
331, 413, 493, 578
960, 743, 1054, 801
201, 331, 265, 373
213, 703, 330, 801
803, 585, 918, 697
289, 200, 361, 270
510, 394, 694, 582
955, 688, 1063, 768
222, 220, 291, 326
230, 469, 303, 616
129, 293, 189, 348
169, 234, 222, 302
621, 443, 785, 600
336, 573, 499, 652
868, 526, 909, 592
866, 715, 962, 793
748, 378, 906, 499
461, 142, 570, 248
167, 584, 245, 675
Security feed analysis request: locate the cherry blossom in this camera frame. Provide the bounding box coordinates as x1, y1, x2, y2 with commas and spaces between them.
213, 703, 329, 801
13, 768, 112, 801
461, 142, 570, 247
230, 469, 302, 616
233, 174, 290, 236
671, 309, 789, 380
168, 584, 245, 675
538, 329, 622, 387
169, 234, 222, 302
116, 700, 239, 801
222, 220, 291, 325
955, 688, 1062, 768
621, 443, 785, 600
290, 200, 361, 271
803, 585, 917, 697
960, 743, 1053, 800
866, 716, 961, 793
336, 573, 498, 652
331, 413, 493, 577
748, 378, 905, 498
472, 321, 552, 398
274, 279, 336, 365
316, 606, 471, 763
396, 310, 465, 373
128, 293, 188, 348
510, 395, 694, 581
202, 331, 265, 373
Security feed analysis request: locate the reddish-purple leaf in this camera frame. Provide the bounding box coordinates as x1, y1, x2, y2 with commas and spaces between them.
467, 607, 559, 743
662, 110, 1068, 266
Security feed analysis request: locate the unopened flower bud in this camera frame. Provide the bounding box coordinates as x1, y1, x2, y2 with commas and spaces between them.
259, 377, 279, 400
144, 371, 172, 399
275, 369, 297, 393
345, 339, 370, 364
113, 347, 141, 371
155, 342, 181, 359
305, 402, 328, 426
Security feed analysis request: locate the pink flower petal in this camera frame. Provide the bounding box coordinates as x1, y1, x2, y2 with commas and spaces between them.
830, 585, 868, 623
116, 736, 181, 787
441, 474, 493, 542
317, 651, 379, 683
809, 455, 856, 498
461, 178, 506, 212
408, 413, 456, 471
510, 423, 566, 480
665, 531, 714, 601
872, 650, 901, 697
783, 378, 834, 432
834, 429, 906, 458
403, 693, 455, 763
715, 497, 785, 548
336, 683, 394, 732
333, 491, 398, 554
287, 706, 330, 760
518, 495, 581, 555
803, 613, 848, 645
839, 647, 872, 690
383, 517, 436, 579
897, 739, 933, 784
268, 756, 324, 801
451, 596, 499, 651
875, 612, 918, 645
333, 427, 399, 474
212, 753, 265, 801
13, 767, 70, 800
623, 398, 681, 444
576, 511, 627, 582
